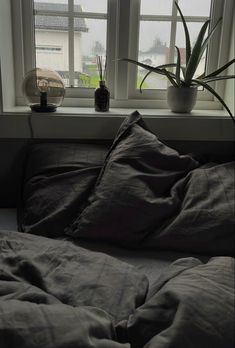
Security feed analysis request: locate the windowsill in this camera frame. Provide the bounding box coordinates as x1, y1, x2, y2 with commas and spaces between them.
0, 106, 234, 141
1, 105, 230, 117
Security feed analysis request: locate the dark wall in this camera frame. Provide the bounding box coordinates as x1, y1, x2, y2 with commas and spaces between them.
0, 139, 28, 208
0, 138, 234, 208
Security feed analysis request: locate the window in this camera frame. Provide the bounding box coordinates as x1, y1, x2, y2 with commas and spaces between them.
137, 0, 212, 90
36, 45, 63, 52
33, 0, 108, 88
128, 0, 223, 100
12, 0, 234, 108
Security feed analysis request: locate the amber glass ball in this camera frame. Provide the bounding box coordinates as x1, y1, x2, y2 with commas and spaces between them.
22, 68, 65, 112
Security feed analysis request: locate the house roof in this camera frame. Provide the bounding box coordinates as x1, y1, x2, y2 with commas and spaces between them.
34, 2, 88, 32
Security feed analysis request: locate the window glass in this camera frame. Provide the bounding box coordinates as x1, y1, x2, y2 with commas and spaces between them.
138, 21, 171, 89
74, 18, 107, 87
34, 1, 107, 88
178, 0, 211, 17
35, 15, 69, 86
74, 0, 107, 13
34, 0, 68, 11
140, 0, 173, 16
31, 0, 216, 99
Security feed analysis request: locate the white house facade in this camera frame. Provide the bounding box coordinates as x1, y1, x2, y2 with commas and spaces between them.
34, 2, 88, 86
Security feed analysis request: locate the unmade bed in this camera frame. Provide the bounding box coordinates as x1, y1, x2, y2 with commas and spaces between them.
0, 112, 234, 347
0, 208, 209, 287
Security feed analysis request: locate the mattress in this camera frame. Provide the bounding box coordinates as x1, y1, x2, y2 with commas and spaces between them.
0, 209, 209, 286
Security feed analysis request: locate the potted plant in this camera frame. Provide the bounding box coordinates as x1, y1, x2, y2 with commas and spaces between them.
121, 2, 235, 123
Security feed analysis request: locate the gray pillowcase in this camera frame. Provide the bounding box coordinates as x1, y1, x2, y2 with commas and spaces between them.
65, 111, 199, 245
19, 143, 109, 237
143, 161, 235, 255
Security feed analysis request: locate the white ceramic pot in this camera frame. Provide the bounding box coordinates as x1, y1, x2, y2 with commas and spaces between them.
167, 86, 198, 113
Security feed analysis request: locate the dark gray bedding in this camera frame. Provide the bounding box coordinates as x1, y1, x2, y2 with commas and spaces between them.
19, 113, 235, 255
0, 230, 234, 347
144, 161, 235, 254
19, 143, 109, 237
0, 208, 209, 286
67, 112, 234, 255
0, 209, 199, 285
126, 256, 235, 348
6, 113, 234, 346
76, 239, 209, 286
0, 230, 148, 324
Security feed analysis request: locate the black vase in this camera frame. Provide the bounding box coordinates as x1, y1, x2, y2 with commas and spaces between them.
95, 81, 110, 112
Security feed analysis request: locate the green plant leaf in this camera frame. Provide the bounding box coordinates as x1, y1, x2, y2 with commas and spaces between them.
198, 18, 222, 65
139, 63, 178, 91
153, 63, 180, 83
140, 71, 152, 93
120, 59, 176, 75
156, 63, 178, 69
202, 58, 235, 79
185, 20, 210, 83
162, 68, 179, 87
193, 79, 235, 123
175, 46, 182, 86
120, 58, 166, 75
181, 66, 186, 79
120, 58, 179, 86
201, 75, 235, 83
175, 1, 191, 64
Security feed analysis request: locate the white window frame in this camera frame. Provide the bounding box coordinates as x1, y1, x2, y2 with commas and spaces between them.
122, 0, 233, 103
12, 0, 117, 104
11, 0, 234, 108
32, 0, 113, 94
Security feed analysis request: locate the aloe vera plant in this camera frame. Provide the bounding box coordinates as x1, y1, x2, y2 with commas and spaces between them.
122, 1, 235, 122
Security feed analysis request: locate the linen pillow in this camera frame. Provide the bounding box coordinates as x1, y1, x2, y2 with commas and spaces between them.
143, 161, 235, 255
65, 111, 199, 244
19, 142, 109, 237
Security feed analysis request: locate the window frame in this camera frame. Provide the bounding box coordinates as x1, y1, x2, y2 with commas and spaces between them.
33, 1, 111, 92
126, 0, 230, 102
12, 0, 117, 103
11, 0, 234, 108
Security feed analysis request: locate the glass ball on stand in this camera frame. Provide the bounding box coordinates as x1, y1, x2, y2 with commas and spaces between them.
22, 68, 65, 112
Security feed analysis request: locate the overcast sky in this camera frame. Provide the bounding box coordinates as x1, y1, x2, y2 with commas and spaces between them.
35, 0, 211, 54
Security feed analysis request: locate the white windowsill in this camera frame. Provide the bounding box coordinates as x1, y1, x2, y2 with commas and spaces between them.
0, 106, 234, 141
0, 105, 230, 117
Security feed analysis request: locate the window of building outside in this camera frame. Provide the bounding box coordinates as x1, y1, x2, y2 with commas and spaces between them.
12, 0, 231, 106
36, 45, 63, 53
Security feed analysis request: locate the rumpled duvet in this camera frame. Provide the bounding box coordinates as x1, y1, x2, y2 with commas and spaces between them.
0, 230, 234, 348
